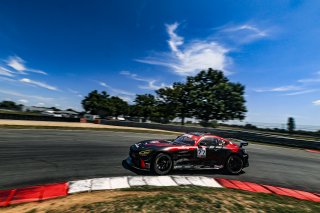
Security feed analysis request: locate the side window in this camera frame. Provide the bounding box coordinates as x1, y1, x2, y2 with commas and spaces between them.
175, 136, 195, 146
199, 138, 219, 146
182, 137, 195, 145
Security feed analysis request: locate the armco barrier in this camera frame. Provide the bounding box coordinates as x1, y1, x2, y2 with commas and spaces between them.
0, 113, 80, 122
101, 120, 320, 150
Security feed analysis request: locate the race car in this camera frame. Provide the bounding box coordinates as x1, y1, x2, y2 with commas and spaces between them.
124, 132, 249, 175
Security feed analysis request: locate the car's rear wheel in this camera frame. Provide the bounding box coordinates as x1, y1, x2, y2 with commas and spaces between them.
152, 153, 173, 175
225, 155, 243, 175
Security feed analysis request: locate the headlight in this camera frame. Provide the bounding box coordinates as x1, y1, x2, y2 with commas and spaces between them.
139, 149, 152, 156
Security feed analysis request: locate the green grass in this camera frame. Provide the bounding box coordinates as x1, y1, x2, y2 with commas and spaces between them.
30, 186, 320, 213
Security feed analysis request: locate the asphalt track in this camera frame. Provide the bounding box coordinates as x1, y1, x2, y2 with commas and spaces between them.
0, 129, 319, 193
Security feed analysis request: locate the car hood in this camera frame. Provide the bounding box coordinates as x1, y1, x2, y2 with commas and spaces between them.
133, 139, 176, 150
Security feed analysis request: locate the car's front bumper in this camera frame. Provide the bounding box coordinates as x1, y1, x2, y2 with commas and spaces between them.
125, 156, 150, 171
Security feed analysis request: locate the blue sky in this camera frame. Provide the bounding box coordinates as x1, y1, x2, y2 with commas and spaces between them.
0, 0, 320, 126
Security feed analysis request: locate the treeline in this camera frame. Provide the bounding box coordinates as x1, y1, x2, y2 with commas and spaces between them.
0, 101, 23, 111
82, 68, 247, 126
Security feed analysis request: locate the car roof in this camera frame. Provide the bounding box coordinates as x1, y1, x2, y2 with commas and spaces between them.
184, 132, 226, 141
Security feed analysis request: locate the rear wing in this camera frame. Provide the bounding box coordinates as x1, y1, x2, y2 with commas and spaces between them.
226, 138, 248, 148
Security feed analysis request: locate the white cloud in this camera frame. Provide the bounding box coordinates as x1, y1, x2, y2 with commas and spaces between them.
284, 89, 317, 96
118, 95, 134, 103
20, 78, 58, 91
221, 24, 268, 38
0, 90, 54, 101
138, 80, 168, 90
214, 23, 271, 46
6, 56, 47, 75
37, 102, 45, 106
298, 71, 320, 83
120, 70, 169, 90
0, 66, 14, 77
68, 88, 84, 98
18, 99, 29, 103
99, 82, 108, 87
166, 22, 184, 55
312, 100, 320, 106
0, 76, 17, 82
136, 22, 231, 76
7, 56, 26, 72
255, 85, 302, 92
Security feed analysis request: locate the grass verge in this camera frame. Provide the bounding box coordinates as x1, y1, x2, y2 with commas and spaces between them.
2, 186, 319, 213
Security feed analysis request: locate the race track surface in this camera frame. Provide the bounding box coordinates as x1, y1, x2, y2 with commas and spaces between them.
0, 129, 319, 193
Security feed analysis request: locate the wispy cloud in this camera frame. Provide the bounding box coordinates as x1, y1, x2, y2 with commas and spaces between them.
0, 90, 54, 101
6, 56, 47, 75
120, 70, 169, 90
219, 24, 268, 44
298, 71, 320, 83
18, 99, 29, 104
284, 89, 317, 96
68, 88, 84, 98
0, 66, 14, 77
312, 100, 320, 106
99, 81, 135, 103
255, 85, 302, 92
19, 78, 58, 91
136, 22, 231, 76
136, 22, 269, 76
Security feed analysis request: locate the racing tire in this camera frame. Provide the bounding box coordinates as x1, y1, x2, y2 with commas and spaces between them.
151, 153, 173, 175
224, 155, 244, 175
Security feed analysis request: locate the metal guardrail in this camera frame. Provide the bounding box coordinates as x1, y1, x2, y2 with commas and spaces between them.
101, 120, 320, 150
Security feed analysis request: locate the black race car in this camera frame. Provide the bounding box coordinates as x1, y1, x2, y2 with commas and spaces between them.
125, 132, 249, 175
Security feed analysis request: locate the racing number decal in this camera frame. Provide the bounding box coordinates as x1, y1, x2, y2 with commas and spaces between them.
197, 147, 206, 158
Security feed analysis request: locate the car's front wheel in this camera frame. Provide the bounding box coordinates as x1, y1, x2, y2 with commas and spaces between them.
225, 155, 244, 175
151, 153, 173, 175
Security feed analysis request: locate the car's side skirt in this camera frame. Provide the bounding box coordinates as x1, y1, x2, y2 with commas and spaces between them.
174, 165, 224, 170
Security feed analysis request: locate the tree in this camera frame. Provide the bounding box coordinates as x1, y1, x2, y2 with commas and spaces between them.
81, 90, 113, 116
287, 117, 295, 133
156, 82, 194, 125
0, 101, 22, 111
190, 68, 247, 125
133, 94, 156, 121
109, 96, 129, 118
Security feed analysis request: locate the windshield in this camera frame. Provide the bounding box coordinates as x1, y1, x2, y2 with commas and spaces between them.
173, 136, 196, 146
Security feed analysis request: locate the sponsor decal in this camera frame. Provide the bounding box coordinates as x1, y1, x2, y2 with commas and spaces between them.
139, 150, 152, 156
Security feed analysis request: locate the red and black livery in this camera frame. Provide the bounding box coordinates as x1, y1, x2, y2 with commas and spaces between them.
125, 132, 249, 175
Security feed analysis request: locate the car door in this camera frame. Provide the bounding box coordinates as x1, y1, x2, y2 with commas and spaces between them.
197, 137, 225, 166
173, 136, 198, 167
